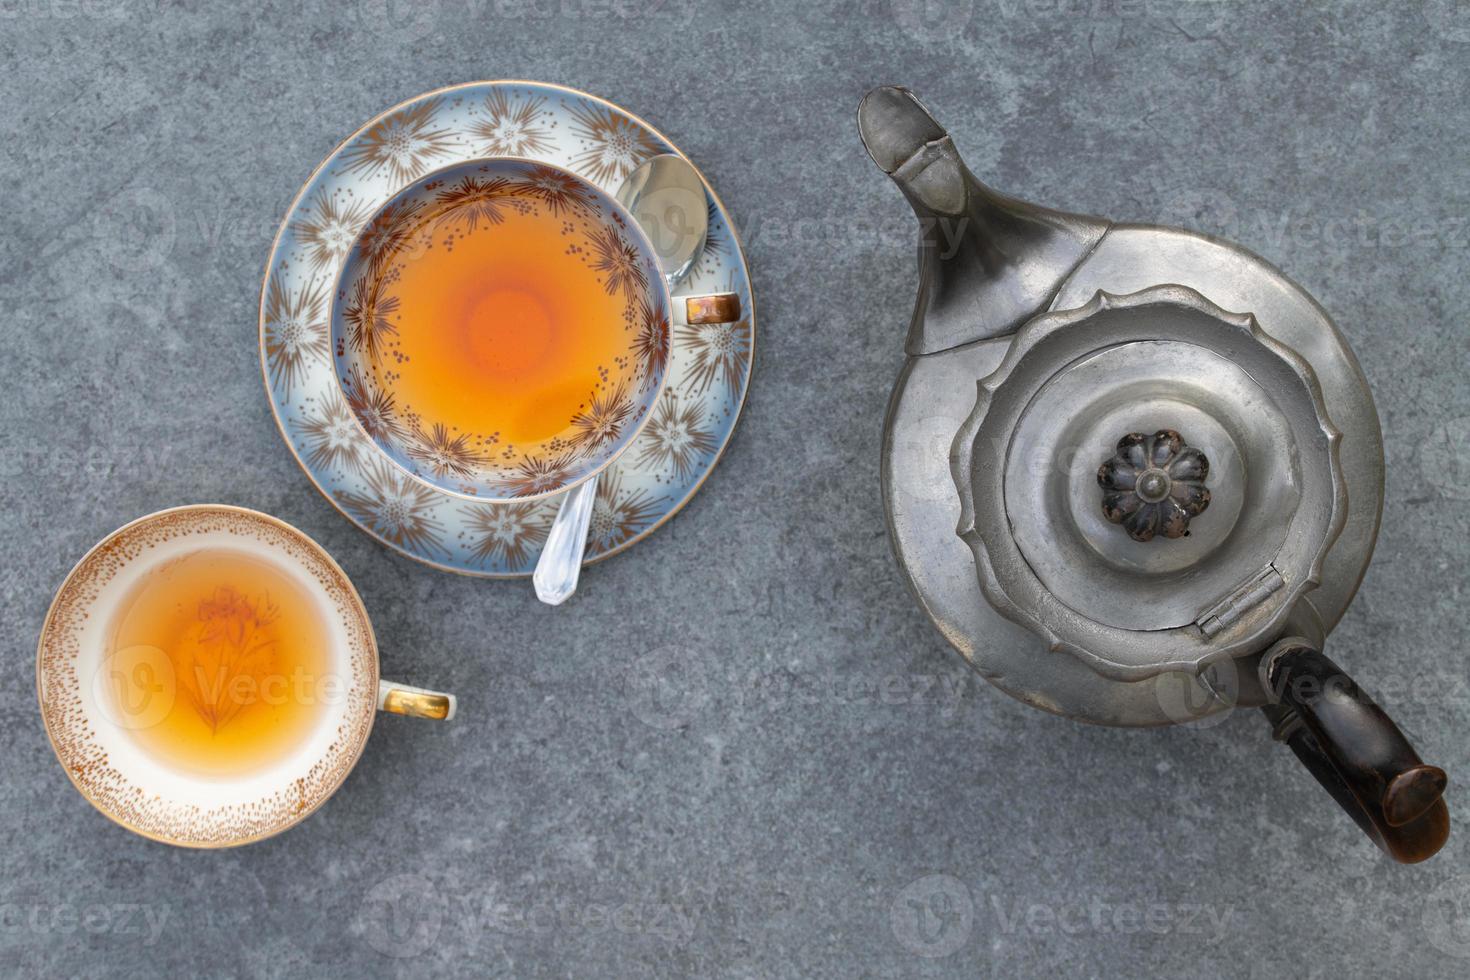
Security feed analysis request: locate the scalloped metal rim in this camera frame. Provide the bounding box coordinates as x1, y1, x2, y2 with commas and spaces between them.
950, 285, 1348, 681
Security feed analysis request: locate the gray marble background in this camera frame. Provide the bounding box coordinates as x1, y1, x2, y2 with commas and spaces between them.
3, 0, 1468, 976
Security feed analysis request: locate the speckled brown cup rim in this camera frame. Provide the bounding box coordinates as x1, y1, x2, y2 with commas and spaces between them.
36, 504, 380, 848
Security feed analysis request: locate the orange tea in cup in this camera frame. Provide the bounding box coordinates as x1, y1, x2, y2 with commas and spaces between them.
103, 546, 334, 777
38, 506, 456, 847
333, 159, 671, 500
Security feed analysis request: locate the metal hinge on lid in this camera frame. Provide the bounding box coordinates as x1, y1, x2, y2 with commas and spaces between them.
1196, 565, 1286, 637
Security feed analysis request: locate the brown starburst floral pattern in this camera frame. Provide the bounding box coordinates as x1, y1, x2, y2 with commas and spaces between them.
503, 453, 577, 498
587, 471, 665, 555
335, 457, 447, 557
463, 500, 553, 569
329, 156, 674, 497
677, 314, 752, 403
341, 364, 404, 448
340, 98, 456, 185
263, 278, 329, 397
341, 276, 400, 364
570, 385, 635, 451
264, 84, 756, 574
292, 389, 366, 475
40, 507, 378, 844
632, 295, 670, 383
433, 174, 516, 231
291, 189, 372, 271
691, 200, 729, 279
637, 392, 715, 483
355, 198, 426, 276
567, 100, 661, 184
587, 224, 648, 299
469, 90, 552, 157
406, 423, 489, 481
515, 164, 599, 216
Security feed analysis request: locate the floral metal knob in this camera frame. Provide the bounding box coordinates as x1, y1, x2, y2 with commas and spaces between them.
1097, 429, 1211, 542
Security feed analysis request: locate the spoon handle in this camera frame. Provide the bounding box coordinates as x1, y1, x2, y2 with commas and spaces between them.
533, 476, 599, 605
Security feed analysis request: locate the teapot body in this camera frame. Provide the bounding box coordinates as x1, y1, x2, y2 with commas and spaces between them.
881, 221, 1383, 725
861, 86, 1447, 862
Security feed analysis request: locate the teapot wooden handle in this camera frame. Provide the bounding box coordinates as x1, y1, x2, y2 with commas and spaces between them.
1260, 641, 1449, 863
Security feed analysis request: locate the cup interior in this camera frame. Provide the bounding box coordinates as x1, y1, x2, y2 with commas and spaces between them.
331, 157, 672, 501
36, 506, 378, 847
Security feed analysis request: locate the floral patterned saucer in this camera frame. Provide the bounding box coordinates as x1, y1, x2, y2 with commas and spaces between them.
259, 81, 754, 577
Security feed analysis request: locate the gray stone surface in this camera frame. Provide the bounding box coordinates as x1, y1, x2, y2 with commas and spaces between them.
2, 0, 1468, 976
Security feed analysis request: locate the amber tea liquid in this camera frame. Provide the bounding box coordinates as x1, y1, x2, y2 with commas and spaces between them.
370, 196, 638, 447
105, 548, 335, 778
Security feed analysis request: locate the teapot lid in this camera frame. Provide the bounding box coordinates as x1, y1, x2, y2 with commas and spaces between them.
951, 285, 1347, 681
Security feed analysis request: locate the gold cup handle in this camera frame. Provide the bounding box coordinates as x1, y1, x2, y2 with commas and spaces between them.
681, 291, 742, 325
377, 680, 457, 721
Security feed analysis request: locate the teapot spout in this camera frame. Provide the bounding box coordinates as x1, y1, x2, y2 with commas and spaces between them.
858, 86, 1111, 355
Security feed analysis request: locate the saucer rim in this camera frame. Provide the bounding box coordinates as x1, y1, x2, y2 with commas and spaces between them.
257, 79, 756, 578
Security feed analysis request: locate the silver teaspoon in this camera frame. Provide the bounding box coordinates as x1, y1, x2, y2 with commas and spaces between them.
532, 155, 708, 605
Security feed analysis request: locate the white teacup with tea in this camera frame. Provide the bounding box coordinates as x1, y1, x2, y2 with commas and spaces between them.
36, 504, 455, 847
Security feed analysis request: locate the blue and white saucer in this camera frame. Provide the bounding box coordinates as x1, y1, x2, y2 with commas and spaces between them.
258, 81, 754, 577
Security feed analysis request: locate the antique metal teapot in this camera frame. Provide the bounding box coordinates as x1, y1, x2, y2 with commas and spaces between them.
858, 86, 1449, 862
